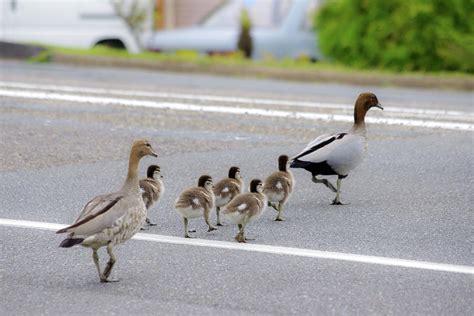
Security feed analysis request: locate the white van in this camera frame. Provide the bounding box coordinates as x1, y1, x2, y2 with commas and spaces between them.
0, 0, 153, 53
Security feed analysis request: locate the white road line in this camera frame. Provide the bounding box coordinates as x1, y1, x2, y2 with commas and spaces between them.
1, 218, 473, 275
1, 89, 473, 131
1, 81, 472, 118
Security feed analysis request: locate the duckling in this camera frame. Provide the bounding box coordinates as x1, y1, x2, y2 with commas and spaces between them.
213, 166, 244, 226
290, 93, 383, 205
175, 175, 217, 238
222, 179, 267, 243
263, 155, 294, 221
139, 165, 164, 228
56, 139, 158, 283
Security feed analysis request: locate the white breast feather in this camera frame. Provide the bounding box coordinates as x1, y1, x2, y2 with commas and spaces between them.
192, 198, 200, 206
222, 187, 229, 193
276, 181, 283, 189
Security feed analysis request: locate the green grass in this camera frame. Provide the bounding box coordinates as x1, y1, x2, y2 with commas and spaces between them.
35, 45, 473, 80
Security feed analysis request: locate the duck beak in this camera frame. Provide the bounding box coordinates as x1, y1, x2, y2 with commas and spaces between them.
150, 149, 158, 157
374, 103, 384, 110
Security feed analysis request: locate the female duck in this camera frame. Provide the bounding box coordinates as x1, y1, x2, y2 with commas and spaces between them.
56, 139, 158, 283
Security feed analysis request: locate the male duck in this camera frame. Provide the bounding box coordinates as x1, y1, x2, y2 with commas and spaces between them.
290, 93, 383, 205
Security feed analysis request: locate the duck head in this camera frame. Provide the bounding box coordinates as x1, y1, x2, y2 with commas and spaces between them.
198, 175, 214, 191
354, 93, 383, 125
278, 155, 289, 172
228, 166, 242, 180
250, 179, 263, 193
147, 165, 163, 179
132, 139, 158, 159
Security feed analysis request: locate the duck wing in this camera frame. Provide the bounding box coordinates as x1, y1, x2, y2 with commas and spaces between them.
56, 192, 127, 236
139, 178, 161, 208
291, 132, 366, 175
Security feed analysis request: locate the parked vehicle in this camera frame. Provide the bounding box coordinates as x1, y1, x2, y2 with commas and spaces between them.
146, 0, 320, 60
0, 0, 153, 53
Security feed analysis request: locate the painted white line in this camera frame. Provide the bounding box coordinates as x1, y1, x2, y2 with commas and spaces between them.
1, 218, 473, 275
1, 81, 472, 118
1, 89, 473, 131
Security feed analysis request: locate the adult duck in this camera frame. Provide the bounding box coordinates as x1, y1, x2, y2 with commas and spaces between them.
290, 93, 383, 205
56, 139, 158, 282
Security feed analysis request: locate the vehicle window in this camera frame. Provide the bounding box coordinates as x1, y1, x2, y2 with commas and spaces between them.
201, 0, 293, 28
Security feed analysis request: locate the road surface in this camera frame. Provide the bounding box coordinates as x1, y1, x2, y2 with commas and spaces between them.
1, 60, 473, 315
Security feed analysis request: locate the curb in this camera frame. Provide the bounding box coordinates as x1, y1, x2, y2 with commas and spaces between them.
51, 53, 474, 91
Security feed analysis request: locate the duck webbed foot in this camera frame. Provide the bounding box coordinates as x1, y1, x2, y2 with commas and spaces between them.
207, 226, 218, 232
145, 218, 157, 226
100, 277, 120, 283
331, 199, 349, 205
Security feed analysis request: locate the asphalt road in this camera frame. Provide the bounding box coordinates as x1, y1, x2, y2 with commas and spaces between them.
0, 60, 473, 315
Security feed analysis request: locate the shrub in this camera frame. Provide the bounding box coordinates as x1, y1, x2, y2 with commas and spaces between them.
315, 0, 474, 73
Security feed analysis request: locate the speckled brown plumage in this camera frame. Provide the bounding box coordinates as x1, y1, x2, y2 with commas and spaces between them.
56, 139, 158, 283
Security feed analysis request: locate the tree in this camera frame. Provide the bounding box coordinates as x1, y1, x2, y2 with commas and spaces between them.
112, 0, 150, 50
237, 9, 253, 59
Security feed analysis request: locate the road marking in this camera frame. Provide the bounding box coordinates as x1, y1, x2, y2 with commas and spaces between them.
1, 89, 473, 131
1, 218, 473, 275
0, 81, 472, 118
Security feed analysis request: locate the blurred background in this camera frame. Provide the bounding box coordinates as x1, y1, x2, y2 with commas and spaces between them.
0, 0, 472, 74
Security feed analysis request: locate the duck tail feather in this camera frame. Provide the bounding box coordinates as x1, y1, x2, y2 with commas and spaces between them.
59, 238, 84, 248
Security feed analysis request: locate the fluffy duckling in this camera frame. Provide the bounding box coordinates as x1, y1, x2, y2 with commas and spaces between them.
222, 179, 267, 243
56, 139, 158, 283
175, 175, 217, 238
290, 92, 383, 205
263, 155, 294, 221
139, 165, 164, 227
213, 166, 244, 226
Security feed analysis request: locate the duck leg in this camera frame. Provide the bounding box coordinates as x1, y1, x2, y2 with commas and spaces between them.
268, 201, 278, 212
92, 248, 102, 280
216, 207, 224, 226
204, 208, 217, 232
331, 177, 349, 205
183, 218, 195, 238
100, 243, 118, 283
274, 202, 285, 221
312, 175, 337, 193
235, 224, 246, 243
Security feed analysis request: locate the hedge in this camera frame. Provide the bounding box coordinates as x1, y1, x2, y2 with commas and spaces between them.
315, 0, 474, 73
